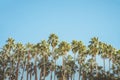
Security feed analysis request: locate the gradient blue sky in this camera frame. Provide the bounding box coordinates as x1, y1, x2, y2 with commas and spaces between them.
0, 0, 120, 49
0, 0, 120, 79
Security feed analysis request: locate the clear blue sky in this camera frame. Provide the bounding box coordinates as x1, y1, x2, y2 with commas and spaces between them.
0, 0, 120, 49
0, 0, 120, 79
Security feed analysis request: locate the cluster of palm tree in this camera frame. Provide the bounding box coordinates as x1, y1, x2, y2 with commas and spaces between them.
0, 34, 120, 80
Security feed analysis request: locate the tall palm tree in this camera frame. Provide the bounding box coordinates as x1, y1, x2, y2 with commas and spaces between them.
14, 42, 24, 80
32, 44, 39, 80
58, 41, 71, 80
65, 55, 77, 80
77, 41, 86, 80
7, 38, 15, 79
102, 43, 108, 74
116, 50, 120, 79
111, 50, 119, 79
99, 42, 108, 79
2, 38, 15, 80
53, 48, 60, 79
88, 37, 99, 79
56, 65, 63, 80
38, 57, 50, 80
0, 49, 10, 80
71, 40, 78, 80
20, 54, 26, 80
38, 40, 50, 80
25, 43, 33, 80
48, 33, 59, 80
106, 45, 115, 76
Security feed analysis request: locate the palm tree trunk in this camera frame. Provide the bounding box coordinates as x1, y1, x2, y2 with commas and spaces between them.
90, 57, 93, 79
39, 69, 42, 80
43, 57, 46, 80
89, 56, 94, 80
27, 51, 30, 80
26, 66, 29, 80
21, 64, 25, 80
71, 73, 72, 80
50, 71, 52, 80
78, 64, 81, 80
34, 56, 38, 80
15, 59, 20, 80
82, 71, 86, 80
95, 56, 98, 78
103, 58, 105, 72
34, 65, 38, 80
3, 64, 5, 80
54, 60, 56, 80
73, 54, 75, 80
109, 59, 110, 73
67, 73, 69, 80
30, 72, 32, 80
9, 60, 14, 80
30, 66, 32, 80
103, 58, 105, 79
51, 47, 55, 80
118, 71, 120, 78
50, 49, 53, 80
40, 70, 43, 80
62, 55, 65, 80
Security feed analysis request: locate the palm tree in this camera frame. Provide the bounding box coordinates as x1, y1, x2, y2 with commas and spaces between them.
0, 38, 15, 80
53, 48, 60, 79
38, 57, 50, 80
27, 64, 34, 80
106, 45, 116, 77
25, 43, 33, 80
71, 40, 78, 80
38, 40, 50, 80
30, 44, 38, 80
6, 38, 15, 80
77, 41, 86, 80
0, 50, 10, 80
1, 34, 120, 80
99, 42, 109, 79
65, 55, 77, 80
6, 38, 15, 52
111, 51, 119, 79
58, 41, 71, 80
116, 50, 120, 79
48, 33, 59, 80
102, 43, 108, 76
88, 37, 99, 79
20, 54, 27, 80
14, 42, 25, 80
56, 65, 63, 80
